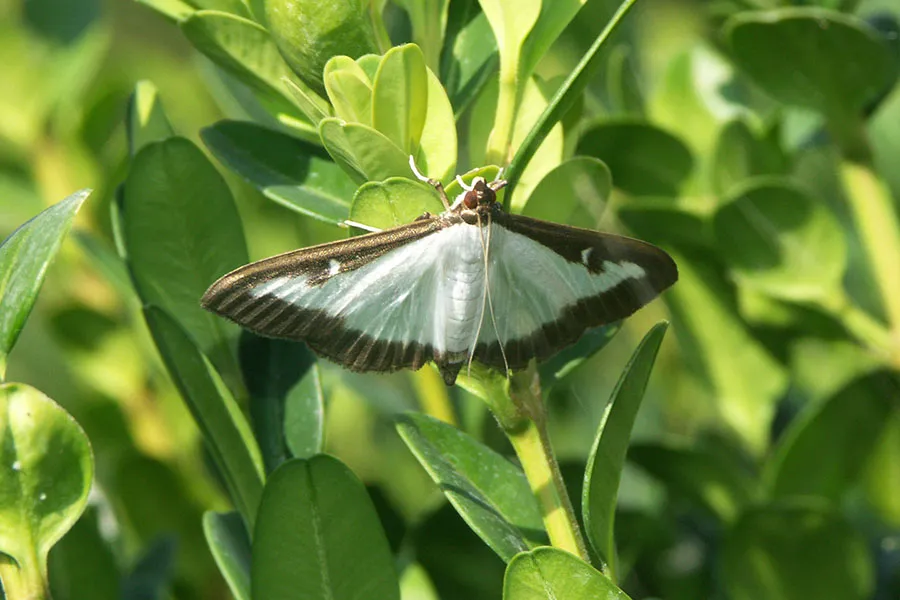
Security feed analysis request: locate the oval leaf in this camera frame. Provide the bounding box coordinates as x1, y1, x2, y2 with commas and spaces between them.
713, 179, 846, 302
126, 81, 173, 157
583, 322, 667, 576
396, 413, 547, 561
320, 118, 414, 184
372, 44, 429, 155
0, 189, 89, 374
349, 178, 445, 231
252, 456, 400, 600
522, 157, 611, 226
202, 120, 357, 225
324, 56, 373, 126
416, 66, 458, 183
123, 137, 248, 383
576, 120, 693, 196
722, 501, 874, 600
504, 547, 630, 599
711, 119, 788, 197
203, 511, 251, 600
0, 383, 93, 595
726, 8, 896, 122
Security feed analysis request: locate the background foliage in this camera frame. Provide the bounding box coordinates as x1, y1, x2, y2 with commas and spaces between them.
1, 0, 900, 598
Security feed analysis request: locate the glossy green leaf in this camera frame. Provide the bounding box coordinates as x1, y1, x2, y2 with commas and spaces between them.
265, 0, 380, 97
202, 120, 356, 225
122, 137, 247, 384
372, 44, 428, 155
349, 178, 445, 231
0, 188, 89, 376
441, 5, 498, 116
143, 306, 264, 529
0, 383, 93, 598
713, 179, 846, 302
203, 511, 251, 600
239, 333, 324, 472
503, 547, 630, 599
126, 81, 173, 157
664, 250, 788, 453
320, 118, 413, 184
764, 371, 897, 501
711, 119, 788, 197
726, 8, 896, 122
576, 120, 693, 196
181, 10, 310, 120
252, 456, 400, 600
722, 501, 874, 600
48, 506, 120, 600
537, 323, 621, 388
505, 0, 639, 199
416, 66, 458, 184
583, 322, 667, 577
522, 157, 611, 226
628, 441, 756, 523
396, 413, 546, 561
324, 56, 373, 126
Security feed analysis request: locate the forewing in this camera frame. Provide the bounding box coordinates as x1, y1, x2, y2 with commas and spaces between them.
474, 213, 677, 369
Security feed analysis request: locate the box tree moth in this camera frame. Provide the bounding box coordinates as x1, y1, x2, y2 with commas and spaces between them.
202, 161, 678, 385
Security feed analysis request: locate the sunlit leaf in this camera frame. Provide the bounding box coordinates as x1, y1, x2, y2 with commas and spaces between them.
504, 547, 630, 599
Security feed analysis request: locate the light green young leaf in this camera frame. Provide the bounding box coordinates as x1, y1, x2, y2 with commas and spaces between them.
583, 323, 667, 578
518, 0, 586, 83
372, 44, 429, 155
320, 118, 414, 184
504, 547, 630, 599
0, 383, 93, 599
0, 189, 89, 376
350, 179, 445, 231
393, 0, 450, 72
252, 456, 400, 600
133, 0, 194, 22
324, 56, 373, 126
442, 7, 498, 116
416, 66, 458, 184
396, 413, 546, 562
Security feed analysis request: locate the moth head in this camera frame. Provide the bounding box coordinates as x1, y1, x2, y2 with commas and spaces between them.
463, 176, 509, 209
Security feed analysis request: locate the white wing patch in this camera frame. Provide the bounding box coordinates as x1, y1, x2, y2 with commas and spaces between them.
248, 222, 646, 354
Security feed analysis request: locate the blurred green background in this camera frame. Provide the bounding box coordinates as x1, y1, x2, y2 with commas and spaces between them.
2, 0, 900, 598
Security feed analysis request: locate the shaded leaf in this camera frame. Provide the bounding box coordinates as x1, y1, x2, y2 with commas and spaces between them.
583, 322, 667, 576
203, 511, 251, 600
711, 118, 788, 197
0, 189, 89, 375
396, 413, 546, 562
120, 537, 177, 600
48, 506, 119, 600
440, 2, 498, 115
522, 157, 611, 226
538, 323, 620, 388
252, 456, 400, 600
126, 81, 173, 157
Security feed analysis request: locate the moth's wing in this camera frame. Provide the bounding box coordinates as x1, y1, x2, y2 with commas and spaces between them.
474, 213, 677, 369
201, 217, 453, 373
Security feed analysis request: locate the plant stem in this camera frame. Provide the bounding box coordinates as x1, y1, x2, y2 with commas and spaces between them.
504, 370, 590, 561
412, 367, 457, 426
0, 551, 51, 600
485, 62, 520, 167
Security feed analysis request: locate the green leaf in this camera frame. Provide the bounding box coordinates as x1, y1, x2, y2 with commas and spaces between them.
606, 45, 644, 117
538, 323, 621, 388
393, 0, 450, 72
522, 157, 611, 226
349, 178, 445, 231
239, 334, 324, 472
503, 547, 630, 599
0, 383, 93, 598
180, 10, 312, 121
120, 537, 176, 600
320, 118, 413, 184
726, 8, 896, 123
617, 200, 711, 251
372, 44, 428, 155
441, 6, 498, 116
711, 119, 788, 197
252, 456, 400, 600
264, 0, 380, 97
518, 0, 586, 84
505, 0, 639, 199
192, 0, 250, 16
416, 65, 458, 184
143, 306, 264, 529
664, 250, 788, 453
713, 179, 846, 303
133, 0, 194, 21
203, 511, 251, 600
764, 370, 897, 501
126, 81, 174, 157
576, 120, 694, 196
48, 506, 120, 600
122, 137, 247, 385
202, 120, 357, 225
477, 0, 540, 80
0, 189, 89, 376
396, 413, 547, 562
324, 56, 373, 126
583, 322, 667, 577
722, 501, 874, 600
862, 407, 900, 526
628, 441, 756, 524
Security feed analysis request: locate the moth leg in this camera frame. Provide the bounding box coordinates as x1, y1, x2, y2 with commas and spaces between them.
414, 212, 433, 221
408, 155, 451, 211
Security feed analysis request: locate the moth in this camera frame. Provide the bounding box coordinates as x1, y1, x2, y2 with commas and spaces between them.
201, 161, 678, 385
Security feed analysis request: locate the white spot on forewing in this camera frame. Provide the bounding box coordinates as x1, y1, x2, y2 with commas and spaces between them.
596, 260, 645, 291
328, 259, 340, 276
581, 247, 593, 265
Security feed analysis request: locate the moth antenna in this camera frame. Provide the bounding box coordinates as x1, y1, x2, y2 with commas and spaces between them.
493, 167, 505, 181
482, 212, 509, 378
468, 210, 489, 377
409, 155, 451, 211
341, 219, 383, 233
456, 174, 474, 192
